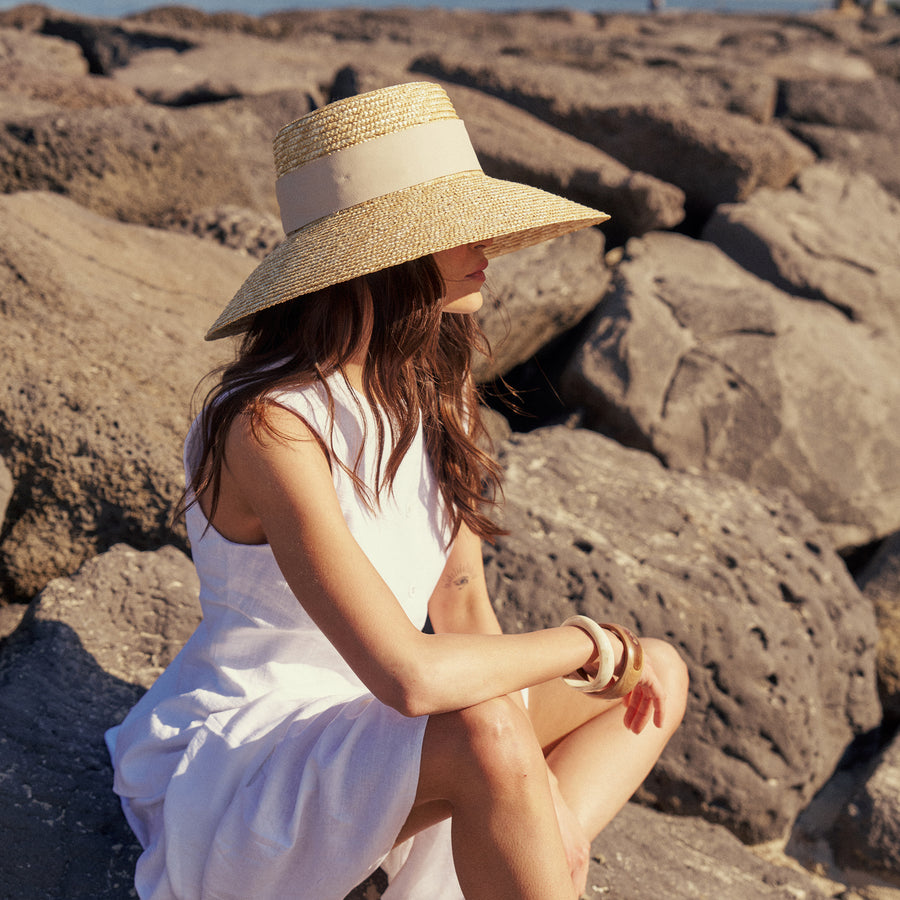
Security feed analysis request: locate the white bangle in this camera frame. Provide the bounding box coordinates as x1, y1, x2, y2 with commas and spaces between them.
561, 615, 616, 692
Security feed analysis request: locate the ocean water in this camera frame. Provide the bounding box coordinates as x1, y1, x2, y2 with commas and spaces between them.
0, 0, 832, 19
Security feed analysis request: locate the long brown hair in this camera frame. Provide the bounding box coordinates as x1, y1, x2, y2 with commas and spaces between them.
187, 254, 504, 544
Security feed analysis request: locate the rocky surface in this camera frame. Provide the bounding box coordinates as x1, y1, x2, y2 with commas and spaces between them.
561, 231, 900, 551
0, 4, 898, 899
0, 191, 252, 600
486, 426, 881, 843
859, 533, 900, 725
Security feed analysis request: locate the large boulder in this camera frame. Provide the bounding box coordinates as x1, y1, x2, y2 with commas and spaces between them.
703, 163, 900, 337
0, 191, 253, 600
447, 82, 685, 246
474, 228, 610, 383
410, 54, 815, 218
0, 543, 834, 900
0, 543, 200, 899
486, 425, 881, 842
778, 75, 900, 198
560, 231, 900, 551
0, 90, 313, 226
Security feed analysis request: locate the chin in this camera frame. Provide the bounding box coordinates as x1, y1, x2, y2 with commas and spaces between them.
443, 291, 485, 314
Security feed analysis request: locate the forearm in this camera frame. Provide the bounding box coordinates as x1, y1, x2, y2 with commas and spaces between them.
399, 625, 595, 717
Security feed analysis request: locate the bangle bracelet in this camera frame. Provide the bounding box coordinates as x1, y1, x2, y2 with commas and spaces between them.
593, 623, 644, 699
561, 615, 616, 692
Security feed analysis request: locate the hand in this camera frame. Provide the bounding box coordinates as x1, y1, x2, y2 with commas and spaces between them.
621, 654, 666, 735
547, 768, 590, 897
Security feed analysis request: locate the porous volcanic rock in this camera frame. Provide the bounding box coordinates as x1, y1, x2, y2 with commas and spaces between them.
0, 543, 836, 900
485, 425, 881, 842
474, 228, 610, 383
0, 543, 200, 899
703, 163, 900, 336
560, 231, 900, 551
0, 191, 253, 600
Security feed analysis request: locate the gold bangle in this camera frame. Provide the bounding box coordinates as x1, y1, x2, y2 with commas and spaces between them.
561, 615, 616, 692
592, 623, 643, 699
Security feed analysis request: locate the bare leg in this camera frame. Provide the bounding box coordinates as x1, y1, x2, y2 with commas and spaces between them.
401, 694, 579, 900
530, 638, 689, 838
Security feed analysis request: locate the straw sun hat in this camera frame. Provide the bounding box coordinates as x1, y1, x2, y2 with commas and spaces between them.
206, 81, 609, 341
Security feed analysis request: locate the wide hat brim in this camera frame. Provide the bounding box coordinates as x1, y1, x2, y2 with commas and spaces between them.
206, 167, 608, 340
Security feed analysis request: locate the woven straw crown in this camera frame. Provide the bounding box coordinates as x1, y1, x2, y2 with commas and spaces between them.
206, 82, 609, 341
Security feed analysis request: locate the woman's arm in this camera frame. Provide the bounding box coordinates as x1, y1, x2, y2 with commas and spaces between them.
427, 523, 503, 637
219, 404, 597, 718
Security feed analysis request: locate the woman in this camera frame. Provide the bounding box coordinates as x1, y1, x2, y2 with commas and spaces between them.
107, 82, 688, 900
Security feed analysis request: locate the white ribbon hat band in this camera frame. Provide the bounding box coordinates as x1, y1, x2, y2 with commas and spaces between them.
276, 118, 482, 234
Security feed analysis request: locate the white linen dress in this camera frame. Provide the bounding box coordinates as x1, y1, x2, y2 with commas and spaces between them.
106, 376, 465, 900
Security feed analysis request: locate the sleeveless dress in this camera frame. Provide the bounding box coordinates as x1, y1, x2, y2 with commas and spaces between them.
105, 376, 465, 900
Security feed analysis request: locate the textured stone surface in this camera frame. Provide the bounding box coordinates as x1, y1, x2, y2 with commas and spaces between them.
859, 533, 900, 725
0, 547, 835, 900
703, 163, 900, 336
835, 731, 900, 885
475, 228, 610, 383
411, 52, 815, 218
485, 425, 881, 842
561, 231, 900, 551
0, 191, 252, 600
0, 544, 200, 899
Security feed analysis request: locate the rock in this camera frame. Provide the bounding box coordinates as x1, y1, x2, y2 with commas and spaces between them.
703, 164, 900, 336
0, 543, 200, 899
474, 228, 610, 383
0, 546, 835, 900
591, 801, 831, 900
0, 90, 313, 226
0, 23, 88, 79
410, 54, 815, 218
560, 231, 900, 551
0, 24, 141, 118
109, 28, 358, 106
160, 205, 283, 259
858, 533, 900, 725
0, 454, 11, 528
446, 81, 686, 246
777, 76, 900, 134
834, 730, 900, 885
777, 76, 900, 199
786, 121, 900, 200
38, 16, 194, 76
486, 425, 881, 842
0, 191, 254, 600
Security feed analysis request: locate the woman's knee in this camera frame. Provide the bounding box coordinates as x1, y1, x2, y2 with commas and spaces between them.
427, 695, 544, 798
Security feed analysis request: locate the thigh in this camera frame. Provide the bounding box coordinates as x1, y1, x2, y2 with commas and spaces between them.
528, 677, 622, 755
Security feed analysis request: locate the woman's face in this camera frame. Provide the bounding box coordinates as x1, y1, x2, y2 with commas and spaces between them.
433, 240, 493, 314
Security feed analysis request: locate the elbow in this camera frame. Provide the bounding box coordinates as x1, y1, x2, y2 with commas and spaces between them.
372, 661, 442, 719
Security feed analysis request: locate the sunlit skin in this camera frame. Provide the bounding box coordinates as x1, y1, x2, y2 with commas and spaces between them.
434, 239, 493, 313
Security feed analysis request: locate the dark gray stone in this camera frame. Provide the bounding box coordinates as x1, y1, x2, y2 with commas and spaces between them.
561, 231, 900, 551
0, 544, 200, 899
475, 228, 610, 383
703, 163, 900, 336
486, 425, 881, 842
